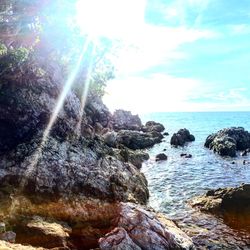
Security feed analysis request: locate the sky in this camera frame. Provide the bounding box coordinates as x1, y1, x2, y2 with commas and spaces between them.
80, 0, 250, 113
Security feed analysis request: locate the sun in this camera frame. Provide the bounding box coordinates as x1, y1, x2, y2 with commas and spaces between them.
75, 0, 146, 39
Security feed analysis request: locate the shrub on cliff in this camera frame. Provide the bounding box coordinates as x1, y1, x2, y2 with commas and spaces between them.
0, 0, 116, 98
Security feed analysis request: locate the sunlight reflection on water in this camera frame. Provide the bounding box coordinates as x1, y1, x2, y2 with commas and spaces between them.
141, 112, 250, 248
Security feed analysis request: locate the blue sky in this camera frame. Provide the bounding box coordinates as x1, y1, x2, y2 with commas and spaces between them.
102, 0, 250, 113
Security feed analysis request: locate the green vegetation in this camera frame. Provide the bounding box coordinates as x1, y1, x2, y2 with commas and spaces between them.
0, 0, 116, 97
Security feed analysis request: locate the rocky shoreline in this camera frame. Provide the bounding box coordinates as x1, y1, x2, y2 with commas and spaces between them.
0, 58, 249, 249
0, 59, 195, 249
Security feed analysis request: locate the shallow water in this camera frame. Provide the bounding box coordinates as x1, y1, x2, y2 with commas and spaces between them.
141, 112, 250, 248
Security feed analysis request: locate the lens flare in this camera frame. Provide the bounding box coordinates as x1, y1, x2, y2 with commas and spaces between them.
76, 42, 96, 136
18, 38, 92, 194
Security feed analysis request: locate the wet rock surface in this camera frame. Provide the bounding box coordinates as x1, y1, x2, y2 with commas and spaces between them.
190, 183, 250, 214
204, 127, 250, 157
170, 129, 195, 147
99, 203, 195, 250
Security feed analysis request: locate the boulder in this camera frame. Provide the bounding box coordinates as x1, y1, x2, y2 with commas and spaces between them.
116, 130, 163, 150
156, 153, 168, 161
112, 110, 142, 131
204, 127, 250, 157
142, 121, 165, 133
170, 129, 195, 147
15, 216, 71, 248
99, 203, 195, 250
103, 131, 117, 147
190, 183, 250, 213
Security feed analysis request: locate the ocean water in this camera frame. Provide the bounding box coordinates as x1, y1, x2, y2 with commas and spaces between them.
140, 112, 250, 248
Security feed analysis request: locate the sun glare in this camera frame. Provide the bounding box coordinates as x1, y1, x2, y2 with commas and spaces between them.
76, 0, 146, 39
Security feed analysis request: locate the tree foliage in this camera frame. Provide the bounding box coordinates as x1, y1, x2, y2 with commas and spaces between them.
0, 0, 116, 97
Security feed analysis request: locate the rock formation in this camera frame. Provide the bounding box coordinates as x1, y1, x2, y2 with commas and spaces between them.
190, 183, 250, 214
170, 129, 195, 147
204, 127, 250, 157
0, 56, 194, 249
112, 109, 142, 131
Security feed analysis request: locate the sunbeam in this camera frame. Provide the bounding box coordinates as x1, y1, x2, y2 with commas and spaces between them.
76, 42, 96, 136
18, 37, 92, 193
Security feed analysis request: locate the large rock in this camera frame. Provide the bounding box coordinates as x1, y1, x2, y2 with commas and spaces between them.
0, 136, 149, 204
204, 127, 250, 157
0, 59, 81, 152
99, 203, 195, 250
116, 130, 163, 150
112, 110, 142, 131
190, 183, 250, 213
170, 129, 195, 147
85, 94, 112, 128
142, 121, 165, 133
0, 53, 194, 250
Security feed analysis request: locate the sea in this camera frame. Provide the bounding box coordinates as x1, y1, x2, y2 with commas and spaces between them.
140, 112, 250, 249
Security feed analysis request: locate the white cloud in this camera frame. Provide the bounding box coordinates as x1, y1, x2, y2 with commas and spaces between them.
229, 24, 250, 35
103, 74, 202, 113
114, 24, 217, 75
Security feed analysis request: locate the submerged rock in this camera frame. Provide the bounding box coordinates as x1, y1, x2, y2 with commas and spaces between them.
170, 129, 195, 147
204, 127, 250, 157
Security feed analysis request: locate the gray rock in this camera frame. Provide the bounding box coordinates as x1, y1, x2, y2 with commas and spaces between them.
170, 129, 195, 147
142, 121, 165, 133
112, 110, 142, 131
0, 231, 16, 243
0, 59, 81, 152
116, 130, 163, 150
103, 131, 117, 147
156, 153, 168, 161
0, 136, 149, 204
204, 127, 250, 157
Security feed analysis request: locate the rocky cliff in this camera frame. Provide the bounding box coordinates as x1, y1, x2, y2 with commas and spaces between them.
0, 56, 194, 249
